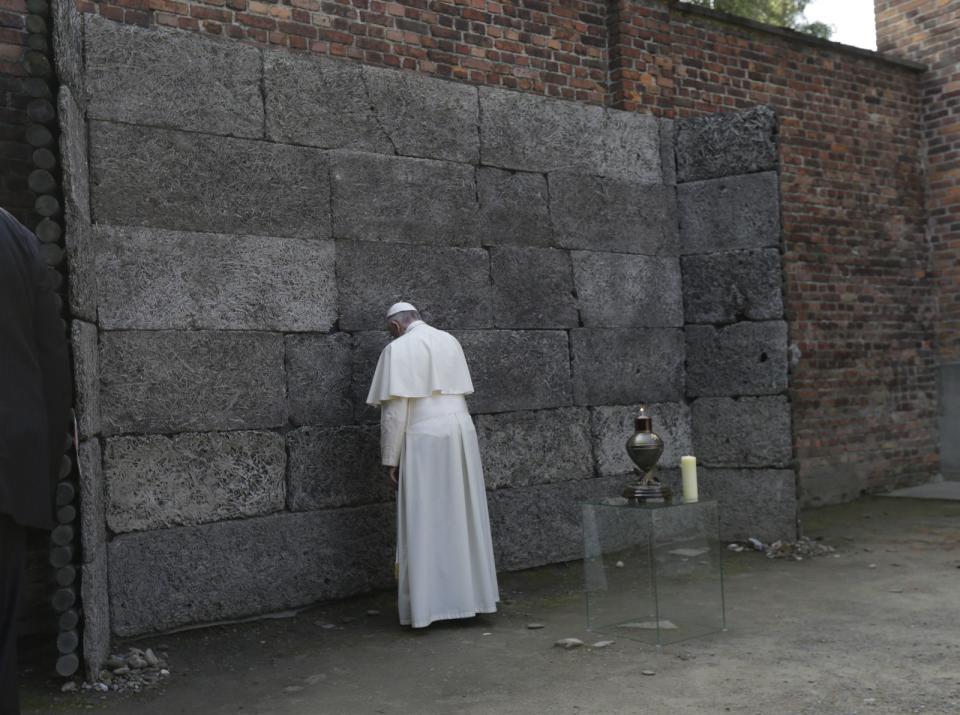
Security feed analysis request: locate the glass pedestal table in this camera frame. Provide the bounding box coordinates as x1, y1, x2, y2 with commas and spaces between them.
581, 499, 726, 646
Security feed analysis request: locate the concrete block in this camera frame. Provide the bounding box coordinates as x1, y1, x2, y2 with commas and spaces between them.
351, 331, 392, 425
490, 246, 577, 329
685, 322, 788, 397
263, 51, 390, 152
454, 330, 572, 414
476, 407, 593, 489
77, 439, 104, 564
362, 65, 479, 163
96, 226, 337, 331
678, 172, 781, 255
100, 331, 285, 434
81, 554, 109, 680
331, 152, 478, 246
487, 476, 624, 571
108, 505, 394, 636
53, 0, 84, 99
675, 105, 778, 182
287, 425, 392, 510
692, 396, 792, 467
660, 468, 797, 542
572, 251, 683, 328
89, 122, 330, 239
479, 87, 660, 182
337, 241, 492, 330
570, 329, 685, 405
550, 173, 678, 255
58, 87, 95, 320
659, 118, 676, 185
85, 15, 263, 137
104, 431, 286, 533
477, 168, 552, 247
591, 401, 692, 475
71, 321, 100, 440
285, 333, 355, 427
682, 248, 784, 324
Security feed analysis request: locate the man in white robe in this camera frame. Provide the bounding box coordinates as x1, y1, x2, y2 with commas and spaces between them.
366, 302, 500, 628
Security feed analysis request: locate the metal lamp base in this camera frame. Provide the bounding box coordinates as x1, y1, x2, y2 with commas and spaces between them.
622, 481, 673, 505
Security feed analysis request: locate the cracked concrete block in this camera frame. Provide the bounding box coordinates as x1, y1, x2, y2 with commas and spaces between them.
53, 0, 84, 99
591, 401, 692, 474
108, 505, 395, 636
285, 333, 354, 427
678, 172, 781, 255
96, 226, 337, 331
692, 396, 792, 468
337, 241, 492, 331
71, 320, 100, 440
490, 246, 577, 329
81, 554, 109, 680
682, 248, 784, 324
659, 118, 676, 185
104, 431, 286, 533
660, 468, 797, 542
477, 167, 552, 247
487, 476, 624, 571
85, 15, 263, 137
572, 251, 683, 328
550, 173, 678, 255
479, 87, 660, 182
264, 51, 391, 152
58, 86, 95, 320
454, 330, 572, 414
78, 438, 104, 564
100, 331, 285, 435
675, 105, 778, 182
331, 152, 478, 246
476, 407, 592, 489
287, 425, 391, 510
570, 329, 685, 406
89, 122, 330, 239
362, 65, 479, 163
351, 331, 392, 425
685, 322, 788, 397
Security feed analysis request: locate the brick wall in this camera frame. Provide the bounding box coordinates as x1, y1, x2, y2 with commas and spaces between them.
0, 0, 34, 224
876, 0, 960, 364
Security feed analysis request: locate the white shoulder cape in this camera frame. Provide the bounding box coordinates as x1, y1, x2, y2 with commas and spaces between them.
366, 323, 474, 406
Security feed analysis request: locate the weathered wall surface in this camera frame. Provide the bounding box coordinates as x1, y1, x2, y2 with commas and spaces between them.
71, 0, 940, 509
65, 14, 792, 646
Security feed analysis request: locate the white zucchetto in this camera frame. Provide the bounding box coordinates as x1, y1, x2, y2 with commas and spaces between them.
386, 302, 418, 319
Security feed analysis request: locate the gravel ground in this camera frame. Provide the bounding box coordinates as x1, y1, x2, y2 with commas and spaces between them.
19, 496, 960, 715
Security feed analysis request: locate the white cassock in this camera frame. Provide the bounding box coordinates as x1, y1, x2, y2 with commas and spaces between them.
366, 320, 500, 627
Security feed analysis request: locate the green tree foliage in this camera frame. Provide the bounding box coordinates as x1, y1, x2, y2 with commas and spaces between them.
684, 0, 834, 39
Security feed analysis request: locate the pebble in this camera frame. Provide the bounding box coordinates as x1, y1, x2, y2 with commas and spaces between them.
112, 666, 130, 675
677, 653, 696, 661
615, 561, 625, 568
61, 681, 77, 693
160, 669, 170, 677
366, 610, 380, 616
128, 655, 147, 669
591, 641, 615, 648
526, 623, 545, 630
868, 564, 878, 569
144, 649, 160, 667
554, 638, 584, 650
641, 670, 656, 676
93, 683, 109, 692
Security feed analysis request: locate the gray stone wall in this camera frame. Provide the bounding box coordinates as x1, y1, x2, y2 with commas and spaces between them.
63, 16, 795, 642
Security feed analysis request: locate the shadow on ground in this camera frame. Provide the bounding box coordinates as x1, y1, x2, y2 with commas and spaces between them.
20, 496, 960, 714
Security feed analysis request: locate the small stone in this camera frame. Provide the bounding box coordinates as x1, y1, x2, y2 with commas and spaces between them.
554, 638, 584, 649
320, 623, 336, 630
641, 670, 656, 676
366, 610, 380, 616
61, 681, 77, 692
888, 588, 904, 594
93, 682, 109, 692
615, 560, 625, 568
868, 564, 877, 569
482, 632, 492, 636
864, 698, 877, 705
677, 652, 696, 661
106, 655, 124, 669
591, 640, 615, 648
128, 655, 147, 669
160, 669, 170, 677
144, 648, 160, 667
112, 666, 130, 675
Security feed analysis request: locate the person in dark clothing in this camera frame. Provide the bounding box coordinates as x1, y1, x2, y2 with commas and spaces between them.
0, 208, 72, 714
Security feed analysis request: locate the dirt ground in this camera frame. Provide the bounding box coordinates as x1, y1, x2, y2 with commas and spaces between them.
19, 496, 960, 715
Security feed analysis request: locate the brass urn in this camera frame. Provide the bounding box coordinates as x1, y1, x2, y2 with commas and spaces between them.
623, 406, 671, 504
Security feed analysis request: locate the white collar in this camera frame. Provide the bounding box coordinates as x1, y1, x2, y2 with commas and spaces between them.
404, 320, 426, 333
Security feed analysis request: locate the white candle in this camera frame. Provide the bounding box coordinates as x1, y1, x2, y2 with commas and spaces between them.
681, 455, 698, 503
